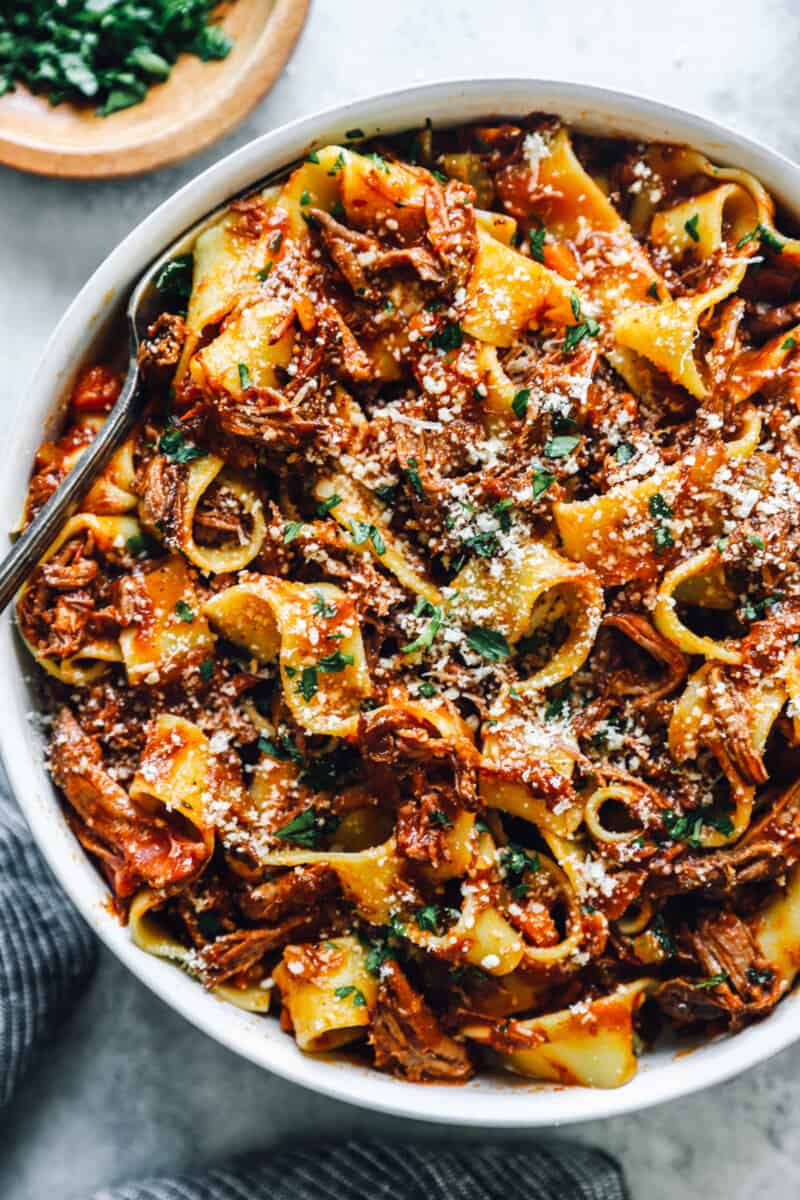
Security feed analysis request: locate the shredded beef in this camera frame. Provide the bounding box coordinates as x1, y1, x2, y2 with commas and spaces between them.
371, 960, 474, 1081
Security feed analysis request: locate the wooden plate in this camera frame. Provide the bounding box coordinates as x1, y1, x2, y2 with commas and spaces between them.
0, 0, 309, 178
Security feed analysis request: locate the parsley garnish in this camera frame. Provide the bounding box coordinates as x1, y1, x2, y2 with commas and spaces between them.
648, 493, 673, 519
563, 294, 600, 352
466, 626, 511, 661
430, 809, 453, 829
431, 321, 464, 353
296, 666, 318, 701
349, 520, 386, 556
693, 973, 728, 990
528, 226, 546, 262
159, 425, 205, 463
311, 592, 337, 618
174, 600, 194, 623
334, 985, 367, 1007
403, 457, 425, 500
238, 363, 253, 390
746, 966, 774, 988
532, 468, 555, 498
317, 493, 342, 516
283, 521, 304, 544
651, 914, 676, 957
512, 388, 530, 420
653, 524, 674, 553
646, 282, 660, 300
684, 213, 700, 242
663, 809, 704, 848
543, 435, 580, 459
154, 254, 193, 314
317, 650, 355, 673
368, 152, 390, 173
374, 483, 397, 506
299, 189, 311, 205
783, 336, 796, 350
737, 223, 783, 254
258, 732, 303, 765
198, 657, 214, 682
275, 806, 339, 848
418, 681, 437, 697
402, 600, 444, 655
500, 843, 540, 899
257, 263, 273, 281
126, 533, 148, 556
328, 149, 346, 176
746, 533, 765, 550
307, 150, 320, 164
615, 441, 635, 464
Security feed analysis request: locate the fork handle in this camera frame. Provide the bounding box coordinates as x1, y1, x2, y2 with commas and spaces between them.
0, 369, 141, 614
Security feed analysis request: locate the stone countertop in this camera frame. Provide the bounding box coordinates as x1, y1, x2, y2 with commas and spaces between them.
1, 2, 798, 1196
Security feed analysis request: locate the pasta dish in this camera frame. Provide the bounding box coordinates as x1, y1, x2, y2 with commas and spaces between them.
17, 115, 800, 1088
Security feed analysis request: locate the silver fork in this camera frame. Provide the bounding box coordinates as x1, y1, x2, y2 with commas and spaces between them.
0, 158, 299, 614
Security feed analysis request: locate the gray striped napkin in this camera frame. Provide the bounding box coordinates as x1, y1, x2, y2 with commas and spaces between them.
0, 787, 628, 1200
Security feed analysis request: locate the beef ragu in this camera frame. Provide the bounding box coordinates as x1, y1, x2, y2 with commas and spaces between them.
16, 115, 800, 1088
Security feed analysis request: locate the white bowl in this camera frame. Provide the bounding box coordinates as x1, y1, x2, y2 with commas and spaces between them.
5, 78, 800, 1127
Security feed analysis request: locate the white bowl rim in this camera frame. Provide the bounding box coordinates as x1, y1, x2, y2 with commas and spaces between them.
4, 76, 800, 1128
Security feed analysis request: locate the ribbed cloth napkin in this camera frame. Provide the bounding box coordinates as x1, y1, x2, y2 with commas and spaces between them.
0, 789, 629, 1200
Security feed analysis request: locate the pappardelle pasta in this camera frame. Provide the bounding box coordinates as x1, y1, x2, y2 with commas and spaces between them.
19, 115, 800, 1089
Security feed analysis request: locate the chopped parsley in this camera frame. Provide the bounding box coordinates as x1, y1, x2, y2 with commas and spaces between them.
0, 2, 233, 117
649, 492, 674, 554
782, 336, 796, 351
662, 808, 704, 848
746, 533, 765, 550
402, 600, 444, 655
512, 388, 530, 420
349, 520, 386, 555
736, 223, 783, 254
417, 680, 437, 698
307, 150, 320, 164
299, 189, 311, 206
174, 600, 194, 623
296, 666, 318, 701
334, 985, 367, 1007
126, 533, 148, 556
651, 914, 676, 957
311, 592, 337, 618
159, 424, 205, 463
154, 254, 194, 314
238, 363, 253, 390
646, 282, 660, 301
430, 321, 464, 353
403, 457, 425, 500
317, 493, 342, 516
528, 226, 547, 263
414, 905, 458, 934
374, 483, 397, 506
283, 521, 304, 544
648, 493, 673, 519
258, 732, 303, 765
317, 650, 355, 673
257, 263, 273, 281
328, 149, 346, 176
746, 966, 774, 988
563, 294, 600, 352
269, 231, 283, 253
543, 435, 580, 459
198, 657, 214, 682
430, 809, 453, 829
466, 626, 511, 661
615, 441, 635, 464
274, 806, 339, 848
692, 973, 728, 990
684, 213, 700, 242
532, 468, 555, 498
499, 843, 540, 899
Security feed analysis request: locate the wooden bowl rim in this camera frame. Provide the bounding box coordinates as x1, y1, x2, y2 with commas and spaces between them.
0, 0, 309, 178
